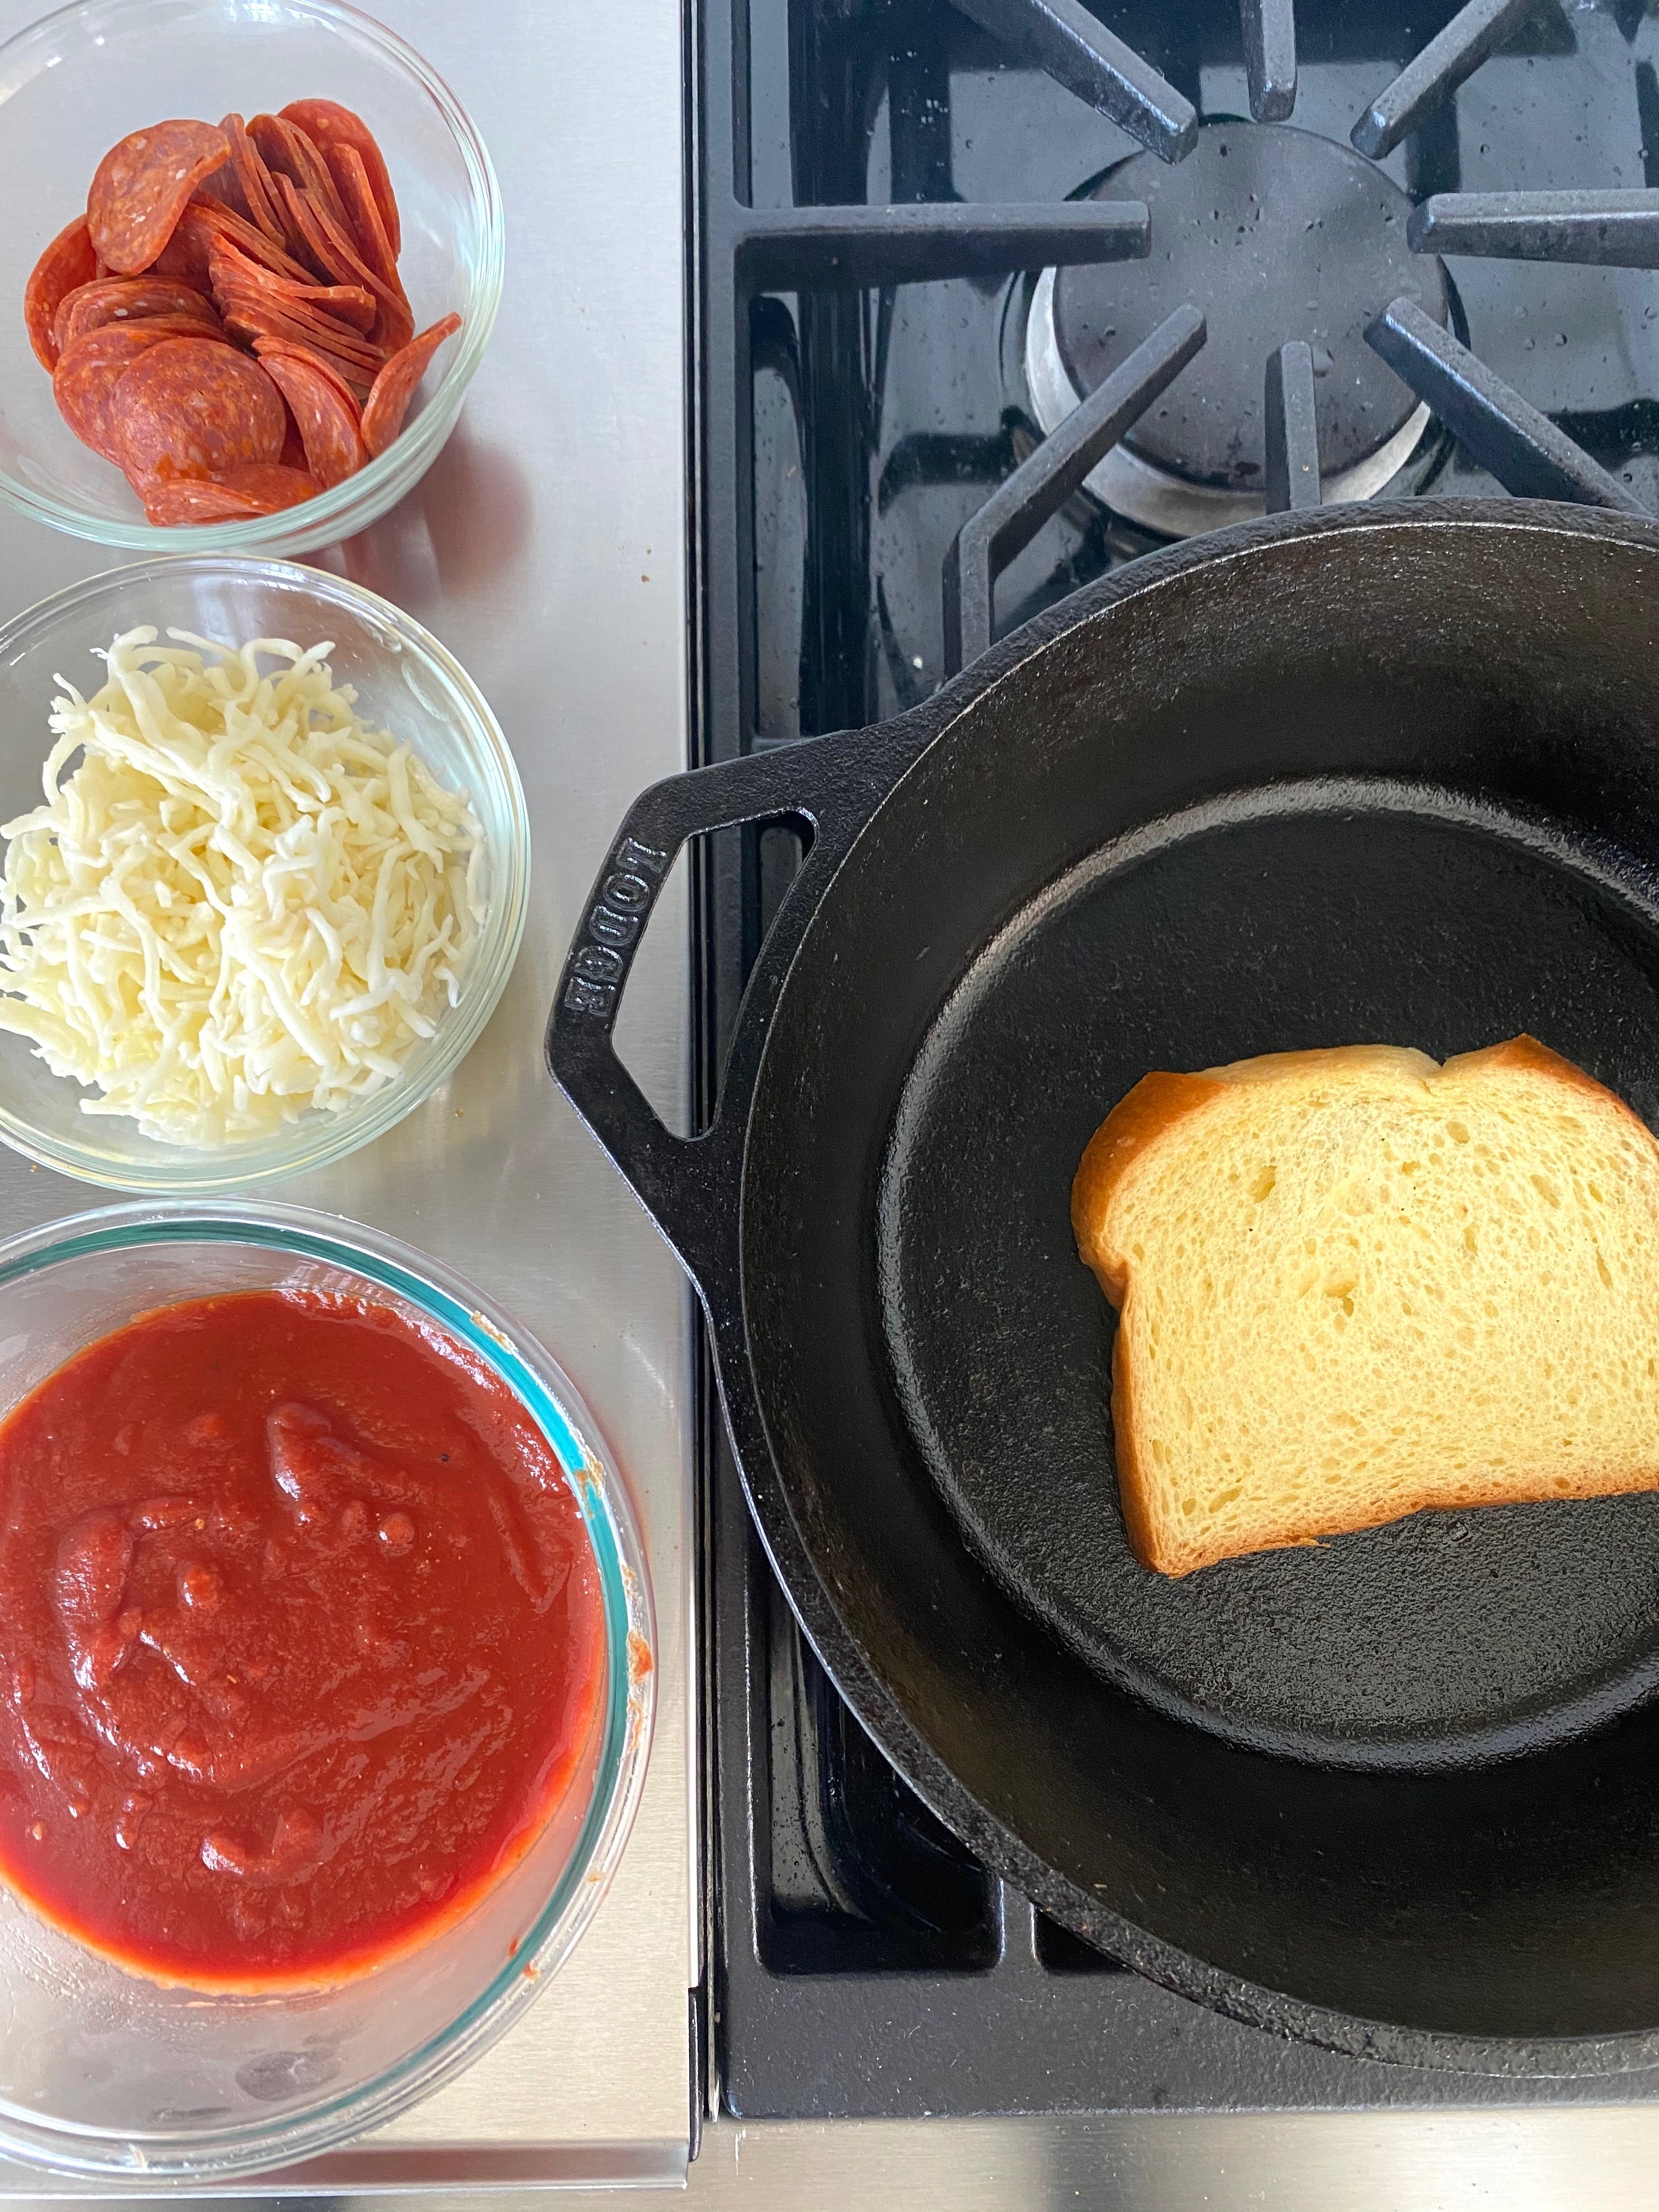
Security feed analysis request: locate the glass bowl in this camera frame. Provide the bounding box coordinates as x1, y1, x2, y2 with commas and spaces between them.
0, 1199, 653, 2181
0, 555, 530, 1191
0, 0, 503, 555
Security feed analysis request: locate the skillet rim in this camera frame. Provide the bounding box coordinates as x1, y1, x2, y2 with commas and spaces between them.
721, 497, 1659, 2078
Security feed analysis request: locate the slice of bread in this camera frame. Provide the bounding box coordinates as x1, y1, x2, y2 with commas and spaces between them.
1071, 1037, 1659, 1578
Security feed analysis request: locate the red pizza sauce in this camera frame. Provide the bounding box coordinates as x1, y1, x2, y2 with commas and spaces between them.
0, 1290, 607, 1990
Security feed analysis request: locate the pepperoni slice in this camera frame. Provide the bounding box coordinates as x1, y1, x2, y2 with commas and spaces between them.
359, 314, 463, 458
273, 173, 353, 286
196, 157, 251, 225
149, 201, 223, 292
258, 348, 365, 489
221, 114, 290, 252
108, 311, 233, 347
87, 121, 231, 275
154, 196, 315, 291
208, 459, 321, 511
259, 277, 375, 333
252, 335, 370, 414
24, 215, 100, 370
369, 294, 415, 357
254, 345, 372, 408
276, 175, 413, 353
215, 266, 383, 354
225, 340, 372, 406
216, 290, 378, 353
54, 274, 218, 353
278, 100, 400, 257
52, 323, 191, 461
206, 237, 377, 334
321, 144, 398, 293
221, 294, 383, 373
247, 114, 349, 233
134, 460, 319, 525
109, 336, 286, 481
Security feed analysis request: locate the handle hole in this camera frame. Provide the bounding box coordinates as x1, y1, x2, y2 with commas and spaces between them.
611, 844, 694, 1138
1032, 1910, 1130, 1976
757, 817, 809, 940
692, 813, 816, 1139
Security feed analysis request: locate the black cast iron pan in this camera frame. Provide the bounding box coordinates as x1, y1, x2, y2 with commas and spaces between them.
549, 502, 1659, 2074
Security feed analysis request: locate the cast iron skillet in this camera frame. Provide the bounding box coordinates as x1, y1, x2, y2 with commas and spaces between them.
549, 502, 1659, 2074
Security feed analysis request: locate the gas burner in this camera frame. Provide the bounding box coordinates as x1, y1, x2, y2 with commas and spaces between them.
1025, 121, 1448, 536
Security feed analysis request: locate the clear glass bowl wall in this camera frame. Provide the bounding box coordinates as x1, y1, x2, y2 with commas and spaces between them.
0, 556, 530, 1193
0, 0, 503, 555
0, 1204, 653, 2181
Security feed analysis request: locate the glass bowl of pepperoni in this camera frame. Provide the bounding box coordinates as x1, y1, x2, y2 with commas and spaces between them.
0, 1198, 654, 2180
0, 0, 501, 555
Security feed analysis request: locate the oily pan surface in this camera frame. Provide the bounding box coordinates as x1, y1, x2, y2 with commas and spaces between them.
879, 782, 1659, 1771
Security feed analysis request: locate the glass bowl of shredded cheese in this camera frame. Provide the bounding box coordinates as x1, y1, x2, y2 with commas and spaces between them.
0, 556, 528, 1190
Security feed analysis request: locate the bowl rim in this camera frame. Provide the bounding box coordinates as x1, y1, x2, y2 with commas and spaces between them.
0, 1197, 656, 2179
0, 0, 504, 551
0, 552, 532, 1192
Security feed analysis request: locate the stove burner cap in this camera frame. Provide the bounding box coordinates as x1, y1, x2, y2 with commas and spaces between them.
1052, 122, 1448, 492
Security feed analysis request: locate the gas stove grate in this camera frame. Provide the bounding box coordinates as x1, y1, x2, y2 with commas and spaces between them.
705, 0, 1655, 733
936, 0, 1659, 666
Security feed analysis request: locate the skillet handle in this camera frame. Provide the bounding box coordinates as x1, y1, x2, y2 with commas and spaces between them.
547, 726, 917, 1302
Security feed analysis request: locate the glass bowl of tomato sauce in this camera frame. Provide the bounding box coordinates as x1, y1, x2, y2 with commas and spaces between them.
0, 1200, 653, 2180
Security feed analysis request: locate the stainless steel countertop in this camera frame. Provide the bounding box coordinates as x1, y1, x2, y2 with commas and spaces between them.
0, 0, 693, 2186
308, 2107, 1659, 2209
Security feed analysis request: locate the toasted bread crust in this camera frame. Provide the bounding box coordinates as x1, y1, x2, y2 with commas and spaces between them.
1074, 1070, 1232, 1569
1070, 1070, 1228, 1302
1156, 1460, 1659, 1579
1446, 1032, 1657, 1142
1070, 1046, 1451, 1305
1106, 1318, 1157, 1569
1071, 1036, 1659, 1578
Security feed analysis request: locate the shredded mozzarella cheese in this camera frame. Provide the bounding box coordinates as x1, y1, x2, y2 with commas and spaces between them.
0, 627, 487, 1148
